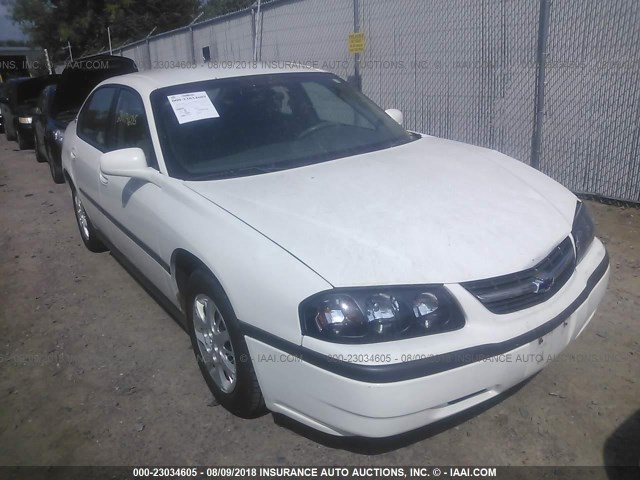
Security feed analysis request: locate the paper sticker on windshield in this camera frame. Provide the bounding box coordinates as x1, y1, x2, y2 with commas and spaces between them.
167, 91, 219, 124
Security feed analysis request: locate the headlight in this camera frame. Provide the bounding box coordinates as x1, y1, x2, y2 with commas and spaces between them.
18, 116, 32, 124
53, 129, 64, 144
300, 286, 465, 343
571, 201, 595, 264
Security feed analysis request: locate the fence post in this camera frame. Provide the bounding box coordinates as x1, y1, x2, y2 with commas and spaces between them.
353, 0, 362, 91
254, 0, 262, 62
190, 26, 196, 64
145, 38, 152, 70
530, 0, 551, 170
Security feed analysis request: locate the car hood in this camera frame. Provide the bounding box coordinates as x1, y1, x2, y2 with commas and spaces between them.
185, 136, 577, 286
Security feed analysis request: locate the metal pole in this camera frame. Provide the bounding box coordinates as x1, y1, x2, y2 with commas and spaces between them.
353, 0, 361, 91
43, 48, 52, 75
146, 26, 157, 71
146, 38, 152, 70
190, 26, 196, 64
189, 12, 203, 65
254, 0, 262, 62
108, 26, 113, 55
67, 41, 73, 62
530, 0, 551, 170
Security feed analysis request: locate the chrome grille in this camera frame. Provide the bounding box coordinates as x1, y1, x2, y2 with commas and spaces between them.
462, 237, 576, 314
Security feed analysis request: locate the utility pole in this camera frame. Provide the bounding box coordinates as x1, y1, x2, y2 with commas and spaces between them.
108, 26, 113, 55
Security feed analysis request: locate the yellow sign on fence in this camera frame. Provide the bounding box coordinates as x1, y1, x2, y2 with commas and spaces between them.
348, 32, 365, 54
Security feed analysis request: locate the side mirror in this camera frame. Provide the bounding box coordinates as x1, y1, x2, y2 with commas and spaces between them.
385, 108, 404, 126
100, 148, 156, 183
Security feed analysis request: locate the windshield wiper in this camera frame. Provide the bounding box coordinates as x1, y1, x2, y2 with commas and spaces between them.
189, 164, 280, 181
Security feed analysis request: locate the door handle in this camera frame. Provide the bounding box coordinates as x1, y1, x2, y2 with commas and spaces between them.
69, 148, 77, 159
99, 172, 109, 185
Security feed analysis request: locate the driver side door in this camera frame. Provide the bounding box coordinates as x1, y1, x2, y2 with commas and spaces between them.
97, 87, 173, 299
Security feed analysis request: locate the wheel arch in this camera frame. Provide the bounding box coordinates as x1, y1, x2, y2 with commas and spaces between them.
171, 248, 221, 312
63, 169, 74, 189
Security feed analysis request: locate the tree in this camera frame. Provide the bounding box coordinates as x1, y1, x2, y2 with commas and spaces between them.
10, 0, 200, 61
201, 0, 255, 20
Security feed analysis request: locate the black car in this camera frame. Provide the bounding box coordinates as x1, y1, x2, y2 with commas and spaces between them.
32, 55, 137, 183
33, 84, 58, 173
0, 85, 4, 133
0, 75, 58, 149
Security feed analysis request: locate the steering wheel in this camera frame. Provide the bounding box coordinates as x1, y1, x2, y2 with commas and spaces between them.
297, 121, 336, 139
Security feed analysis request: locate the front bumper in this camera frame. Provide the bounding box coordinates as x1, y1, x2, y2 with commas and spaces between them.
244, 238, 609, 437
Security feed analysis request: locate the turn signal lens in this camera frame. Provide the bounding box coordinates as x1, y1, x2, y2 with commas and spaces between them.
571, 201, 595, 264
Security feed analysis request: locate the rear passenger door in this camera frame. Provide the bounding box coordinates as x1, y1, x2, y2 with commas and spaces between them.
97, 87, 172, 296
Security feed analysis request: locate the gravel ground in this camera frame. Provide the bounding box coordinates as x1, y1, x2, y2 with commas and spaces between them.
0, 135, 638, 470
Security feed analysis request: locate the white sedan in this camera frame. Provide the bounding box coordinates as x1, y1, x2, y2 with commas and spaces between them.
61, 66, 609, 438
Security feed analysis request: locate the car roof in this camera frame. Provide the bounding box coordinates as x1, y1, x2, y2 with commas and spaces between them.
97, 64, 325, 95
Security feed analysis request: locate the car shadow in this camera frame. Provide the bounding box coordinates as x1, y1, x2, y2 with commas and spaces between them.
272, 377, 534, 454
604, 409, 640, 480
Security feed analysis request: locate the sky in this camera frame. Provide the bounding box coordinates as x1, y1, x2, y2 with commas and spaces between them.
0, 2, 26, 41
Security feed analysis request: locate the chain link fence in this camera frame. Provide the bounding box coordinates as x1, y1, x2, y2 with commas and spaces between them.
107, 0, 639, 205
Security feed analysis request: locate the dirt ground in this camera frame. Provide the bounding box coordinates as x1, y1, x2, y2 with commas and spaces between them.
0, 135, 638, 469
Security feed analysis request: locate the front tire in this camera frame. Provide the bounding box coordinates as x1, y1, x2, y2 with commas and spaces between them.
186, 270, 265, 418
72, 188, 107, 252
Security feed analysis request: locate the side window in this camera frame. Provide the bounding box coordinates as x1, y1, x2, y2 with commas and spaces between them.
77, 87, 116, 150
112, 89, 156, 168
302, 81, 374, 129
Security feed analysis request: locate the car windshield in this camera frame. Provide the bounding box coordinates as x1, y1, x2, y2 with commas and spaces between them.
150, 72, 415, 180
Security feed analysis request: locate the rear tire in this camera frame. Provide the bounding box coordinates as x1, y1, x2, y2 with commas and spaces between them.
35, 139, 46, 163
72, 188, 107, 253
186, 270, 265, 418
49, 157, 65, 184
16, 128, 30, 150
